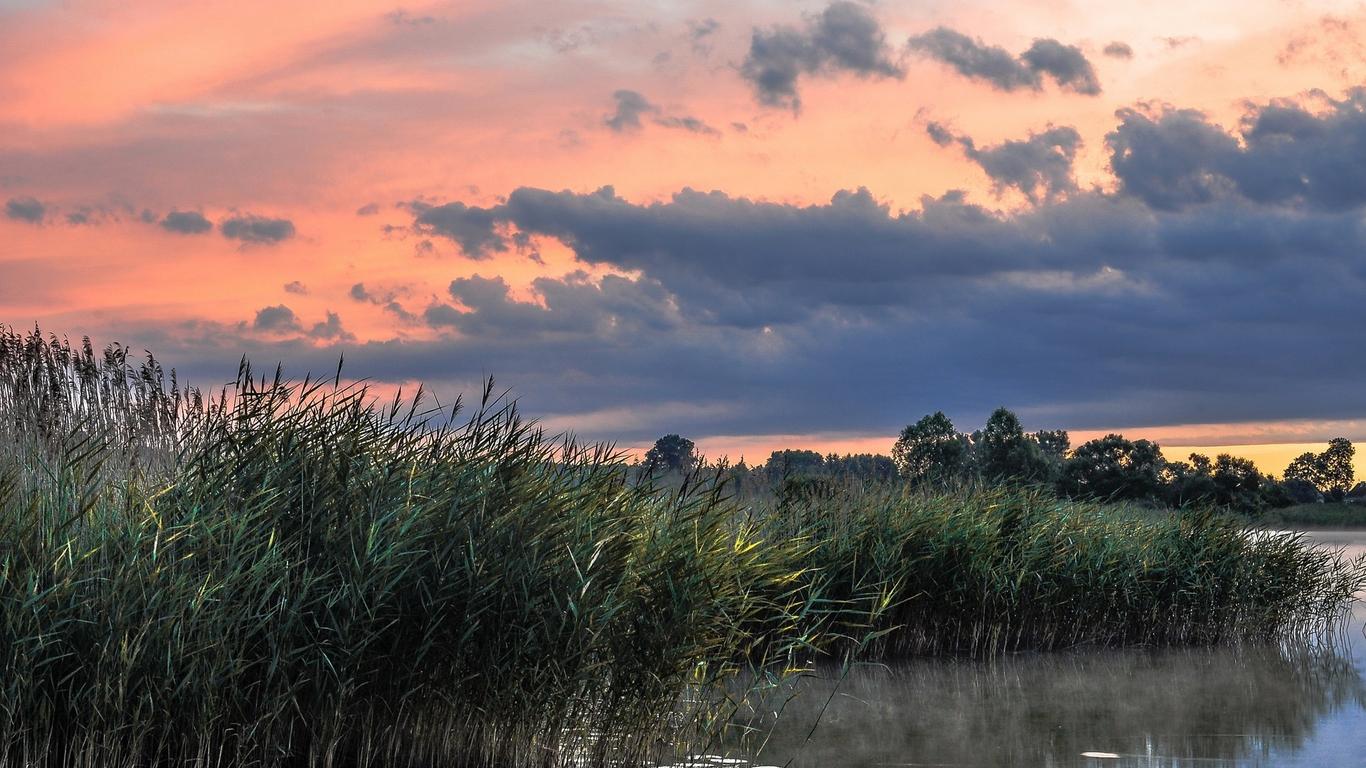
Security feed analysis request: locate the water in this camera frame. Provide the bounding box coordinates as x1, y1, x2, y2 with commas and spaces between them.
684, 531, 1366, 768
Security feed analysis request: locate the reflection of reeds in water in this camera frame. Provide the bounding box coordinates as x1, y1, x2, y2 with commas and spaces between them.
0, 325, 1362, 768
727, 642, 1366, 767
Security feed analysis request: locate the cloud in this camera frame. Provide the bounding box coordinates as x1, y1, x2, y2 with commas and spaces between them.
221, 214, 296, 244
410, 200, 506, 257
356, 203, 380, 216
654, 115, 720, 136
604, 90, 654, 132
929, 123, 1082, 201
253, 304, 302, 332
908, 27, 1101, 95
688, 17, 720, 53
741, 1, 903, 111
1108, 90, 1366, 211
350, 281, 417, 322
377, 99, 1366, 442
283, 281, 308, 295
599, 90, 723, 136
4, 196, 45, 223
160, 210, 213, 234
1103, 41, 1134, 59
307, 311, 354, 341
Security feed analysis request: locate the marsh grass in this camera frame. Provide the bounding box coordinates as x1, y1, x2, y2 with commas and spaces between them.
767, 482, 1365, 657
0, 325, 1360, 767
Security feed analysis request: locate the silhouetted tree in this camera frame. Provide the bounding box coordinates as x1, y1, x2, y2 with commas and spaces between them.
1060, 434, 1166, 501
979, 407, 1050, 483
1033, 429, 1070, 460
764, 449, 825, 480
892, 412, 969, 484
1211, 454, 1262, 508
1283, 439, 1355, 502
644, 434, 697, 474
1321, 438, 1355, 501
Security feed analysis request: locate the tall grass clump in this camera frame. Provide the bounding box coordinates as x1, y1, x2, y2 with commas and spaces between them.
765, 482, 1365, 658
0, 328, 817, 768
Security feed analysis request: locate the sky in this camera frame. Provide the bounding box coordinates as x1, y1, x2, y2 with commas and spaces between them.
4, 0, 1366, 471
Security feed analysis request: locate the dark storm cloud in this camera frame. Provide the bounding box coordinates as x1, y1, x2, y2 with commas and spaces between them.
908, 27, 1101, 95
1108, 89, 1366, 211
4, 196, 45, 223
1103, 41, 1134, 59
220, 214, 296, 243
160, 210, 214, 234
929, 123, 1082, 201
741, 1, 903, 110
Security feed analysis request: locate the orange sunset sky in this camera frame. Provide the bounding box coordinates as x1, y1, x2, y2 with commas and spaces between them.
4, 0, 1366, 474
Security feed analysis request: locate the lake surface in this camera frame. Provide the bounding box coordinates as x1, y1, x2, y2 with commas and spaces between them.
683, 531, 1366, 768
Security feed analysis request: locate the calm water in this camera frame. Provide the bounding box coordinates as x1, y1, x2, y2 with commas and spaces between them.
687, 531, 1366, 768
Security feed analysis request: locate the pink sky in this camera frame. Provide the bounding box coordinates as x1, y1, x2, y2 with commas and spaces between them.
4, 0, 1366, 475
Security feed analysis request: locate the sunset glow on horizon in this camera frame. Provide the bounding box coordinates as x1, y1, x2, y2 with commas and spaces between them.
6, 0, 1366, 459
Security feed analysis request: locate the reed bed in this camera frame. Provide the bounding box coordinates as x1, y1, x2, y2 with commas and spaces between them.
0, 325, 1360, 767
767, 483, 1366, 657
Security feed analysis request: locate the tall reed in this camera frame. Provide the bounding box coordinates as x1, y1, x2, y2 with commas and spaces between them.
0, 327, 814, 767
766, 482, 1365, 657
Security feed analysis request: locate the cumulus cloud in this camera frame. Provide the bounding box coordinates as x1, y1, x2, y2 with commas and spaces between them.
79, 89, 1366, 447
356, 203, 380, 216
377, 96, 1366, 441
908, 27, 1101, 95
928, 122, 1082, 201
307, 311, 354, 341
1108, 90, 1366, 210
1103, 41, 1134, 59
253, 304, 302, 333
283, 281, 308, 295
410, 200, 506, 257
5, 196, 45, 223
221, 214, 296, 243
741, 1, 903, 111
160, 210, 213, 234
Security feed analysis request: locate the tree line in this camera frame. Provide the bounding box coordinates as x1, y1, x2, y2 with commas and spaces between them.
639, 409, 1358, 512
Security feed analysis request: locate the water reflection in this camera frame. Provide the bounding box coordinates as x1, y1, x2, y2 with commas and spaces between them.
720, 640, 1365, 767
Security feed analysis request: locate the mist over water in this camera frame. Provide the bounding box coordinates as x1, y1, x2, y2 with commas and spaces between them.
689, 533, 1366, 767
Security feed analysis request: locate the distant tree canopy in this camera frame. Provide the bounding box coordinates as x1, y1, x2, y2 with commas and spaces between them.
886, 409, 1353, 513
1284, 438, 1355, 501
650, 416, 1354, 516
1060, 434, 1166, 501
644, 434, 697, 474
980, 407, 1051, 483
892, 408, 1066, 487
891, 412, 971, 484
